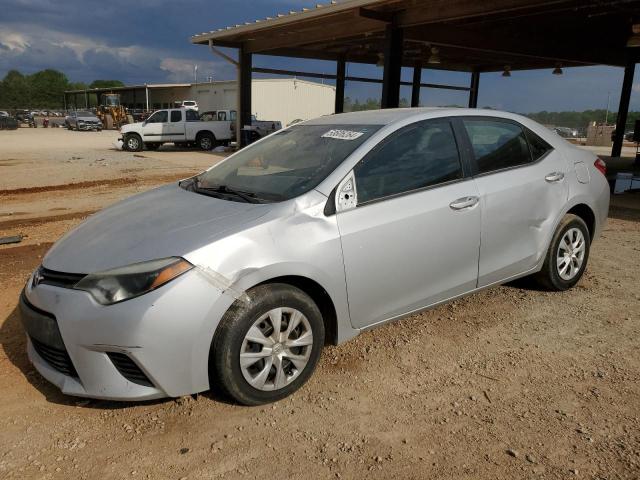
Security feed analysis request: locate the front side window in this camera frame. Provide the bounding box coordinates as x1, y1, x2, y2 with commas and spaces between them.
463, 119, 531, 174
146, 111, 168, 124
170, 110, 182, 122
355, 120, 463, 204
192, 124, 381, 202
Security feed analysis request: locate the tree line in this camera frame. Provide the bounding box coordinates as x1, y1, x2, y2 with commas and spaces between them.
2, 69, 639, 129
0, 69, 124, 110
344, 96, 640, 129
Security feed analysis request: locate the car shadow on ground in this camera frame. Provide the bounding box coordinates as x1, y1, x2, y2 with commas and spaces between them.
1, 305, 235, 409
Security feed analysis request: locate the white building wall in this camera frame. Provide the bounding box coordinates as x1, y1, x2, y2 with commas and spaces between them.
191, 78, 335, 126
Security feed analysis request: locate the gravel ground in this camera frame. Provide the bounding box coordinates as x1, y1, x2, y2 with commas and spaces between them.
0, 128, 639, 479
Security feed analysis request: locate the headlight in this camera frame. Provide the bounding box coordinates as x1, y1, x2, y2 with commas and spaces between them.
74, 257, 192, 305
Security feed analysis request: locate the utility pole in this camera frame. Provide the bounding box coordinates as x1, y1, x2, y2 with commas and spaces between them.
605, 91, 611, 125
194, 65, 198, 84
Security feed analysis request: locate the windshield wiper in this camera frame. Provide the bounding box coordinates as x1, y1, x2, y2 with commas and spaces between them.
196, 184, 262, 203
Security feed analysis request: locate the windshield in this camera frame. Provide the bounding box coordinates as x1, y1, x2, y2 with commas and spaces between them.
191, 124, 381, 202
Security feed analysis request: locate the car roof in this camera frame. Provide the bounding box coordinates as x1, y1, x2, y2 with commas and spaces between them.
303, 107, 532, 127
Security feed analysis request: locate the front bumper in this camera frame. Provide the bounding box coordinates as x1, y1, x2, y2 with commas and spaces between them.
20, 269, 235, 401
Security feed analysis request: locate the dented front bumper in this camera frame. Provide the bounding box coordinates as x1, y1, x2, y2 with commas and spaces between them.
21, 269, 236, 400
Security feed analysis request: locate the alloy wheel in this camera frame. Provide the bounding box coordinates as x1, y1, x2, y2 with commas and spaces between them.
127, 137, 140, 151
200, 137, 212, 150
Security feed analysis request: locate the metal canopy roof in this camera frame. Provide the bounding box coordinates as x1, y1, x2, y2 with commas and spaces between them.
191, 0, 640, 72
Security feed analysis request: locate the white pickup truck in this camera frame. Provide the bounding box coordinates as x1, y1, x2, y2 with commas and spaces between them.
119, 108, 233, 151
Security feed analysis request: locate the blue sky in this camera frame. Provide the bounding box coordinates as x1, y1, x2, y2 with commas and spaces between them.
0, 0, 637, 113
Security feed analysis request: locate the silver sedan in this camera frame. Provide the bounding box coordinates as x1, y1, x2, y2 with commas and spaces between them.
20, 108, 609, 405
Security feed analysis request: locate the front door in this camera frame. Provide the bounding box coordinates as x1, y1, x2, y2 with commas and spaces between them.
460, 117, 569, 287
336, 119, 481, 329
141, 110, 169, 141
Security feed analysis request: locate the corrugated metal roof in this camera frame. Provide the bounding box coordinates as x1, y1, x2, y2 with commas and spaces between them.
190, 0, 387, 44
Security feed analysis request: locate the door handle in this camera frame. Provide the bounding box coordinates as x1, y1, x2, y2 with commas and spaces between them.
449, 196, 479, 210
545, 172, 565, 183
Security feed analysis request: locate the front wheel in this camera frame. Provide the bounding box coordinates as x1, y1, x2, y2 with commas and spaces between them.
534, 214, 590, 291
123, 133, 143, 152
211, 284, 325, 405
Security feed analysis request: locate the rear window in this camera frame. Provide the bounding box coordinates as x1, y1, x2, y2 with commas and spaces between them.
183, 101, 196, 106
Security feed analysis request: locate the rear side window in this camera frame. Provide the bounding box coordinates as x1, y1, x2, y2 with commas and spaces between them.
355, 120, 462, 204
185, 110, 199, 121
218, 111, 227, 121
463, 119, 531, 174
525, 128, 553, 161
170, 111, 182, 122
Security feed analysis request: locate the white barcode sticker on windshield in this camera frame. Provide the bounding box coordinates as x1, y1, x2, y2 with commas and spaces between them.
321, 129, 365, 141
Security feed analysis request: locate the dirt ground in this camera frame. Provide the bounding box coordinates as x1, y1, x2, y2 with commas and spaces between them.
1, 128, 639, 480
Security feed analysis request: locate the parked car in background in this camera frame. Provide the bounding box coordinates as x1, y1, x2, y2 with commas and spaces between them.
65, 111, 102, 131
15, 111, 36, 127
119, 108, 233, 151
178, 100, 198, 112
553, 126, 579, 138
0, 111, 9, 117
0, 115, 18, 130
20, 108, 609, 405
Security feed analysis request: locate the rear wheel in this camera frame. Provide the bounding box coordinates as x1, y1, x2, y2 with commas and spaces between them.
123, 133, 143, 152
534, 214, 590, 291
211, 284, 324, 405
196, 132, 215, 150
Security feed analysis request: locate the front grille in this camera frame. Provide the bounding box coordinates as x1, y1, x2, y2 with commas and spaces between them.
107, 352, 153, 387
20, 292, 78, 378
38, 267, 85, 289
30, 336, 78, 377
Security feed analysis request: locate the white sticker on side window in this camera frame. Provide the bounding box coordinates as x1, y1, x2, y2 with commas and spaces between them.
321, 129, 365, 141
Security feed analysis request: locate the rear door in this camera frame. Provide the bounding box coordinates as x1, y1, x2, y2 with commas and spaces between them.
336, 118, 481, 329
461, 117, 568, 286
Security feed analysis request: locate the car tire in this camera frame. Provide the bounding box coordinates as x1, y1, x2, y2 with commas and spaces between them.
534, 214, 590, 291
196, 132, 216, 151
123, 133, 143, 152
211, 283, 325, 405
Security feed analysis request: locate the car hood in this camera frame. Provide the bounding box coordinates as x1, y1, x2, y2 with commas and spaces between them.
43, 184, 271, 274
76, 116, 100, 122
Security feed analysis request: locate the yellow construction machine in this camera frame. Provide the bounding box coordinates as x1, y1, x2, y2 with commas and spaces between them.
96, 93, 128, 129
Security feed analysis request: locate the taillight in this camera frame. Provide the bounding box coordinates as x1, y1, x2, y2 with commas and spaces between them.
594, 157, 607, 176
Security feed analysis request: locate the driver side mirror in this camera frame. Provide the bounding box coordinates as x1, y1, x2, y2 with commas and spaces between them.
335, 171, 357, 213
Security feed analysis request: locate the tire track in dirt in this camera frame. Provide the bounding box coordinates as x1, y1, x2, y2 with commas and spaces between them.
0, 172, 197, 197
0, 178, 138, 196
0, 211, 97, 230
